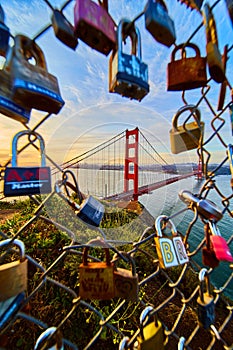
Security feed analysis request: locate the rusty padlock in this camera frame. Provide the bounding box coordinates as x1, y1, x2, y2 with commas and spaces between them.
0, 239, 27, 330
113, 251, 139, 302
8, 34, 64, 114
0, 4, 10, 57
169, 105, 204, 154
51, 9, 78, 50
144, 0, 176, 47
167, 43, 207, 91
203, 3, 225, 83
74, 0, 116, 56
79, 238, 115, 300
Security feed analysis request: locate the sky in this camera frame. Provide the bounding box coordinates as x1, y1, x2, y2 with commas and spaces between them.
0, 0, 232, 170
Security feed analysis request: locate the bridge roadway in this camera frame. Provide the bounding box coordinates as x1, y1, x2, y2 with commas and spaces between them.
104, 172, 197, 201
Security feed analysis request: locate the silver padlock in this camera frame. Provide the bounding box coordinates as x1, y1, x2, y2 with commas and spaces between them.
34, 327, 64, 350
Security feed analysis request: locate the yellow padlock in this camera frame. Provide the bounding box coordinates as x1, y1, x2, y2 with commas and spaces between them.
137, 306, 164, 350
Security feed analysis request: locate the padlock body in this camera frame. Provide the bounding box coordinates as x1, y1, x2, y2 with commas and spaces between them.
137, 320, 164, 350
74, 0, 116, 56
144, 0, 176, 47
114, 268, 138, 302
0, 260, 27, 301
197, 294, 215, 329
0, 69, 31, 124
210, 235, 233, 262
169, 121, 204, 154
173, 236, 189, 264
0, 22, 10, 56
154, 237, 179, 268
167, 56, 207, 91
202, 247, 219, 268
206, 42, 225, 83
79, 262, 115, 299
77, 195, 104, 227
109, 51, 149, 101
51, 10, 78, 50
4, 166, 52, 197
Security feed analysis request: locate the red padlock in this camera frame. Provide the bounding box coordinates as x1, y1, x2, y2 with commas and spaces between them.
209, 221, 233, 262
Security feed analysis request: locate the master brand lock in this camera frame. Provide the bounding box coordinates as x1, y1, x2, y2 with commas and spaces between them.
79, 238, 115, 300
155, 215, 189, 269
0, 5, 10, 56
169, 104, 204, 154
0, 50, 31, 124
208, 221, 233, 263
167, 43, 207, 91
51, 9, 78, 50
109, 19, 149, 102
113, 251, 138, 302
9, 34, 64, 114
4, 130, 52, 197
74, 0, 116, 56
137, 306, 164, 350
202, 223, 219, 268
203, 3, 225, 83
144, 0, 176, 47
0, 239, 27, 330
34, 327, 64, 350
197, 268, 215, 329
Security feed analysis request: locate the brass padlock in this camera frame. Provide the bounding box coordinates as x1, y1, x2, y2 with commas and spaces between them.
8, 34, 64, 114
113, 251, 138, 302
167, 43, 207, 91
34, 327, 64, 350
144, 0, 176, 47
0, 239, 27, 330
4, 130, 52, 197
0, 4, 10, 56
154, 215, 189, 269
137, 306, 164, 349
79, 238, 115, 300
109, 19, 149, 102
203, 3, 225, 83
169, 104, 204, 154
51, 9, 78, 50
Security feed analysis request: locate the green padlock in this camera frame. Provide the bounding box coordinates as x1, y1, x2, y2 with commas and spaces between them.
137, 306, 164, 349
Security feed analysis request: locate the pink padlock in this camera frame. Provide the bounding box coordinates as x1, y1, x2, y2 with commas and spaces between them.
209, 222, 233, 262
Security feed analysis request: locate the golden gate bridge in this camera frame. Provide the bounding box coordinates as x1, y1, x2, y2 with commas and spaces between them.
53, 127, 201, 201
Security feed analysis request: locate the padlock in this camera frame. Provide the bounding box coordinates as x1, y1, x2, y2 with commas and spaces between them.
8, 34, 64, 114
225, 0, 233, 27
0, 239, 27, 330
4, 130, 52, 197
227, 144, 233, 188
155, 215, 189, 269
34, 327, 64, 350
137, 306, 164, 349
74, 0, 116, 56
197, 268, 215, 329
208, 221, 233, 262
51, 9, 78, 50
109, 19, 149, 102
203, 3, 225, 83
79, 238, 115, 300
113, 251, 139, 302
169, 105, 204, 154
0, 54, 31, 124
167, 43, 207, 91
0, 5, 10, 56
144, 0, 176, 47
179, 190, 223, 221
177, 0, 204, 12
202, 223, 219, 268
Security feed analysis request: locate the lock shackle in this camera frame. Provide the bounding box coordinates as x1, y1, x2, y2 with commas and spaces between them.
0, 238, 25, 261
139, 305, 160, 338
178, 336, 186, 350
172, 104, 201, 131
11, 130, 46, 167
198, 268, 211, 303
119, 336, 130, 350
203, 3, 218, 45
82, 237, 112, 266
155, 215, 177, 238
34, 327, 64, 350
112, 251, 137, 276
117, 18, 141, 58
14, 34, 47, 70
179, 190, 200, 207
171, 42, 201, 62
